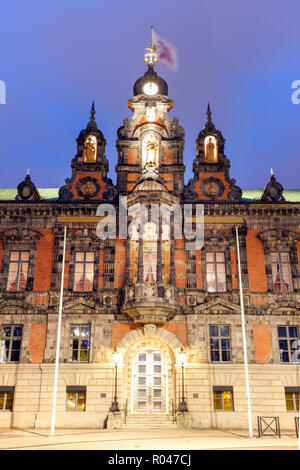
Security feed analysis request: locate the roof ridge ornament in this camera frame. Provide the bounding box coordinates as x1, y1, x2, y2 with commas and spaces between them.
15, 171, 42, 201
261, 170, 285, 202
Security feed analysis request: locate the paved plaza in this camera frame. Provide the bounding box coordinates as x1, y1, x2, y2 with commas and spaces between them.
0, 428, 298, 451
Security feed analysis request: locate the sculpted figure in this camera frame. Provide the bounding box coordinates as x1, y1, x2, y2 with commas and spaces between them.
205, 137, 217, 162
83, 136, 97, 162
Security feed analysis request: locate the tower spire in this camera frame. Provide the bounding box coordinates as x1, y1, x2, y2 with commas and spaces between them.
90, 101, 96, 121
206, 102, 212, 123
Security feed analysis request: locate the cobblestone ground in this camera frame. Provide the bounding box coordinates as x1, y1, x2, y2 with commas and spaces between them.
0, 428, 298, 451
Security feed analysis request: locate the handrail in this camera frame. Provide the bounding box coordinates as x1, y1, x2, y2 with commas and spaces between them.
171, 398, 177, 423
124, 399, 128, 425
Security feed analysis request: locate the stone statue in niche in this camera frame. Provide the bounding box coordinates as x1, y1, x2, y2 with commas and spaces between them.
205, 136, 218, 162
143, 135, 159, 167
143, 222, 158, 241
83, 135, 97, 162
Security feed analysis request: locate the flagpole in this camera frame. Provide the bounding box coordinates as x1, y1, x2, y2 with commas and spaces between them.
236, 226, 253, 438
150, 25, 154, 47
50, 226, 67, 436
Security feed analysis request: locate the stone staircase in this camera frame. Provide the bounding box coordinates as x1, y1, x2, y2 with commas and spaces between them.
125, 413, 177, 429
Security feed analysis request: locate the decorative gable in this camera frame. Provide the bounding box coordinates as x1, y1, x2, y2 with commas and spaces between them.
184, 104, 242, 202
194, 298, 241, 315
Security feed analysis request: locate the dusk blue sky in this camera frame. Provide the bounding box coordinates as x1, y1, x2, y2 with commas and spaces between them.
1, 0, 300, 190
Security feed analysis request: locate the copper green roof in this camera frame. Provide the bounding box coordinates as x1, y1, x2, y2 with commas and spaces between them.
0, 188, 59, 200
241, 189, 300, 202
0, 188, 300, 202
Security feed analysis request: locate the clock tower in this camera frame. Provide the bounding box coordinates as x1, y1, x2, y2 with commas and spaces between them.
116, 46, 185, 197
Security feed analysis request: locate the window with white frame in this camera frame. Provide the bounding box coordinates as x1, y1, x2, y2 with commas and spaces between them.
7, 251, 29, 291
278, 326, 298, 363
1, 326, 23, 363
206, 252, 226, 292
271, 253, 293, 292
209, 325, 231, 362
69, 325, 91, 362
73, 252, 95, 291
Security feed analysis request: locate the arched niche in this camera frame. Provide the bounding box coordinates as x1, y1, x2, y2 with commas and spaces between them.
204, 135, 218, 162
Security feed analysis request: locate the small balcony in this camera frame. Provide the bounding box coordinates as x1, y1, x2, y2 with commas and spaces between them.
122, 283, 180, 324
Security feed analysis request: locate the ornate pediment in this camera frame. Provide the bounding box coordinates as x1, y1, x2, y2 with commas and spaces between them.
0, 299, 34, 314
258, 229, 300, 244
194, 298, 241, 315
266, 301, 300, 316
63, 298, 96, 313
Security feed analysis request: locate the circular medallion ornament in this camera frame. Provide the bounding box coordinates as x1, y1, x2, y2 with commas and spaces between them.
201, 177, 225, 199
16, 174, 40, 201
76, 177, 100, 199
20, 185, 32, 199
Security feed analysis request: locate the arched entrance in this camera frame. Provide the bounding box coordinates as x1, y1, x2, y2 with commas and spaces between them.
116, 325, 184, 418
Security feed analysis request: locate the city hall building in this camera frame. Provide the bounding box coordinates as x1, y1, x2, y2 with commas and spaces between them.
0, 52, 300, 432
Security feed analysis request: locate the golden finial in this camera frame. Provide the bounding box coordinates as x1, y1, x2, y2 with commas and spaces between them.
144, 26, 158, 66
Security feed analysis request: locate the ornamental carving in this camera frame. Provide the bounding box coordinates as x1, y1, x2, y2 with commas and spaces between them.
261, 173, 285, 202
15, 174, 41, 201
201, 177, 225, 199
183, 178, 198, 202
76, 177, 100, 199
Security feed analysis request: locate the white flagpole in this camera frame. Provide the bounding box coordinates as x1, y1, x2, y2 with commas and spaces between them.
50, 226, 67, 436
236, 226, 253, 438
298, 389, 300, 450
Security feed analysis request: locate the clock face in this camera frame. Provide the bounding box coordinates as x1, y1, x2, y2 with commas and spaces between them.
143, 81, 158, 96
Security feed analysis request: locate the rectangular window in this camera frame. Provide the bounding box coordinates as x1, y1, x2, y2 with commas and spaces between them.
66, 386, 86, 411
1, 326, 23, 363
210, 325, 231, 362
104, 247, 115, 289
186, 250, 197, 289
70, 325, 90, 362
278, 326, 298, 363
271, 253, 293, 292
285, 387, 300, 411
206, 252, 226, 292
7, 251, 29, 291
213, 387, 234, 411
73, 252, 94, 292
0, 387, 14, 411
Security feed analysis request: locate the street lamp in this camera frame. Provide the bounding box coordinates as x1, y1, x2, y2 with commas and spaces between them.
178, 347, 189, 412
110, 347, 121, 412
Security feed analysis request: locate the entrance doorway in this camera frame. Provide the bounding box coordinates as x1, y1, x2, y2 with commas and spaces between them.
132, 348, 168, 413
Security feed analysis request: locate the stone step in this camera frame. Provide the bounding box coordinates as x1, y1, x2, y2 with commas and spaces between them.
125, 423, 177, 428
126, 414, 174, 420
125, 414, 177, 428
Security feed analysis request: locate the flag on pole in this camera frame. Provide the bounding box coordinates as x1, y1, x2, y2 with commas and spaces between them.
151, 28, 178, 71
